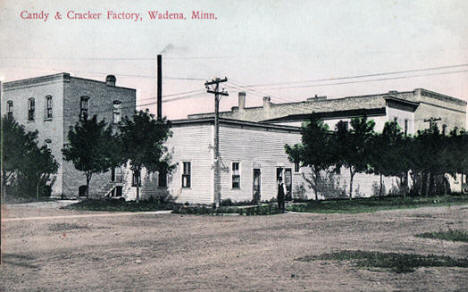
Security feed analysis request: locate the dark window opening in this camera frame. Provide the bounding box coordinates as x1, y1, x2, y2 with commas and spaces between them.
232, 162, 240, 189
132, 171, 141, 187
80, 96, 89, 120
113, 100, 122, 124
45, 95, 53, 119
7, 101, 13, 118
28, 98, 35, 121
294, 162, 300, 172
158, 170, 167, 187
404, 119, 408, 135
182, 162, 191, 188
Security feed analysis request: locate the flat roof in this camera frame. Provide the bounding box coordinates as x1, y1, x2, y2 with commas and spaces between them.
3, 72, 136, 91
170, 117, 302, 133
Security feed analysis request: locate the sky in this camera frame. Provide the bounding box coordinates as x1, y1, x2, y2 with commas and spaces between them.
1, 0, 467, 124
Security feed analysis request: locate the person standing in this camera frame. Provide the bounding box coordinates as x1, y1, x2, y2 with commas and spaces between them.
277, 177, 285, 213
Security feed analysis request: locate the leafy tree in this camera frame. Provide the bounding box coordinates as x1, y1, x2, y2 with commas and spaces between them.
369, 121, 409, 197
1, 115, 58, 199
333, 117, 375, 199
119, 110, 173, 202
285, 115, 333, 200
62, 115, 121, 197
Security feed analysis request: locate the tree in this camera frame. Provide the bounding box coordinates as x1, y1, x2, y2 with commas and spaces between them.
285, 115, 333, 200
119, 110, 173, 202
369, 121, 409, 197
62, 115, 121, 197
333, 117, 375, 199
1, 115, 58, 199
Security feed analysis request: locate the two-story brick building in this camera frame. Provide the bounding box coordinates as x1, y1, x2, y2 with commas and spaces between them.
2, 73, 136, 198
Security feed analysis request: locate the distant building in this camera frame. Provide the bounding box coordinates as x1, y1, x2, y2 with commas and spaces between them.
190, 88, 467, 133
2, 73, 136, 198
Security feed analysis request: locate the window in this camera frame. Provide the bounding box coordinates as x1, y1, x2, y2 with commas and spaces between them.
80, 96, 89, 120
404, 119, 408, 135
113, 100, 122, 124
182, 162, 191, 188
158, 170, 167, 187
6, 100, 13, 118
45, 95, 53, 119
27, 98, 35, 121
132, 171, 141, 187
232, 162, 240, 189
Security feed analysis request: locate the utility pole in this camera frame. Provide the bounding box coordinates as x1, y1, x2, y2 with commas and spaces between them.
205, 77, 228, 208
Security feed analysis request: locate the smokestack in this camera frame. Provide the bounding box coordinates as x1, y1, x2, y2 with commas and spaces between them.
238, 92, 246, 110
157, 54, 162, 120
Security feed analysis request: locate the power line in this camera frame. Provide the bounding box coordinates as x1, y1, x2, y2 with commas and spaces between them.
238, 63, 468, 88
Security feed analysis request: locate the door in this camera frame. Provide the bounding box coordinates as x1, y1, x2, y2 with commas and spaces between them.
284, 168, 292, 201
253, 169, 261, 203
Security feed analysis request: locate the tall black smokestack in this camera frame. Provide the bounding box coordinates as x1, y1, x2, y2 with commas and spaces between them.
157, 54, 162, 120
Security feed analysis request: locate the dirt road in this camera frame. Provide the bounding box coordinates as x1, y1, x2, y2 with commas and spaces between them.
1, 203, 468, 291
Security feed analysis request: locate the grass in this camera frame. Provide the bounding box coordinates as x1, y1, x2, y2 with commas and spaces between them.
416, 229, 468, 243
287, 193, 468, 214
62, 199, 175, 212
296, 250, 468, 273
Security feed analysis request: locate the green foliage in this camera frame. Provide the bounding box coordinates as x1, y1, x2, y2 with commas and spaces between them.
1, 116, 58, 199
119, 110, 173, 202
62, 115, 120, 197
416, 229, 468, 242
172, 203, 282, 216
287, 193, 468, 213
286, 115, 334, 200
63, 198, 176, 212
296, 250, 468, 273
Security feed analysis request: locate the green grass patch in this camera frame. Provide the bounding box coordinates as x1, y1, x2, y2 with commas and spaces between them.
416, 229, 468, 243
296, 250, 468, 273
288, 193, 468, 214
173, 204, 283, 216
62, 199, 175, 212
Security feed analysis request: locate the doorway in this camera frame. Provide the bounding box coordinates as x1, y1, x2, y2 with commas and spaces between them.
253, 169, 261, 203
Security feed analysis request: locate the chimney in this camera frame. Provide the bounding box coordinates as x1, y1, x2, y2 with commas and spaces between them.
238, 92, 246, 110
105, 75, 116, 86
263, 96, 271, 109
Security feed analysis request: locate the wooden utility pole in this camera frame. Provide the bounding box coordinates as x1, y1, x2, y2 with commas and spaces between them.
205, 77, 228, 207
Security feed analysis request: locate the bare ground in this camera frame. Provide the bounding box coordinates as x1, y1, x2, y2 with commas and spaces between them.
1, 203, 468, 291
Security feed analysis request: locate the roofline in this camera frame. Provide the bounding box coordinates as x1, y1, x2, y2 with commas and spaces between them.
262, 107, 387, 123
3, 72, 136, 91
171, 117, 302, 132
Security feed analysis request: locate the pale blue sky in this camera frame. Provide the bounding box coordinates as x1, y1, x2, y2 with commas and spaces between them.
1, 0, 467, 122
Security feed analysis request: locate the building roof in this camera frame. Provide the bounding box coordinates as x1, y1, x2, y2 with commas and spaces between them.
188, 88, 465, 122
3, 72, 136, 91
170, 117, 302, 133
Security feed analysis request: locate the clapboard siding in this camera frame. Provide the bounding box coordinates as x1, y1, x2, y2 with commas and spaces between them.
219, 125, 303, 202
165, 125, 214, 204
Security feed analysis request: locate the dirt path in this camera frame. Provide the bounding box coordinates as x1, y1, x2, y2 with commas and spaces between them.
1, 204, 468, 291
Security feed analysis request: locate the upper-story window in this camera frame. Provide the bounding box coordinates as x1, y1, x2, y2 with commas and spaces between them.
45, 95, 53, 119
80, 96, 89, 120
113, 100, 122, 124
27, 98, 35, 121
6, 100, 13, 118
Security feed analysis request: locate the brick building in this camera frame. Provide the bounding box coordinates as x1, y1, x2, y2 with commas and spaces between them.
2, 73, 136, 198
